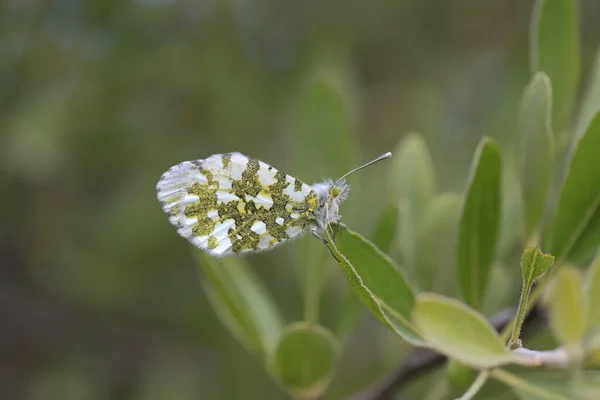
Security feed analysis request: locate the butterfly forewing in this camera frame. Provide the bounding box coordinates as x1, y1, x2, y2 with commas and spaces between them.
156, 152, 318, 256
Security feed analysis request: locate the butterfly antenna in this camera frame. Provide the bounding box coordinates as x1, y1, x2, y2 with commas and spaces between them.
337, 152, 392, 182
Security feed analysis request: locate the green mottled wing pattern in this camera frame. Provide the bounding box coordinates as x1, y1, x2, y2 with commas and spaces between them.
156, 152, 319, 256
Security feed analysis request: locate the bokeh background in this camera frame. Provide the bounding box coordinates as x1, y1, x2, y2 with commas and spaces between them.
1, 1, 599, 399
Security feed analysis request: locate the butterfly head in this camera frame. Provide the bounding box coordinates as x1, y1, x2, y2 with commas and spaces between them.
312, 152, 392, 228
329, 179, 350, 201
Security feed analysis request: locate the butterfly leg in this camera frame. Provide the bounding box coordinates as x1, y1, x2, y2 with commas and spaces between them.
311, 228, 340, 262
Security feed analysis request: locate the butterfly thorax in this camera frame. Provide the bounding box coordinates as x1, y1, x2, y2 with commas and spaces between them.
312, 178, 350, 229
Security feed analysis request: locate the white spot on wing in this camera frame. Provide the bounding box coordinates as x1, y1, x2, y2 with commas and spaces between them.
275, 217, 284, 225
183, 194, 199, 202
217, 176, 232, 189
207, 209, 219, 220
193, 172, 208, 184
192, 235, 209, 248
301, 184, 313, 196
204, 155, 224, 171
286, 226, 303, 238
245, 193, 273, 209
217, 191, 240, 203
250, 221, 267, 234
283, 184, 306, 201
258, 234, 274, 249
290, 213, 299, 219
230, 153, 248, 180
182, 217, 198, 227
257, 162, 277, 185
212, 237, 232, 255
212, 219, 235, 240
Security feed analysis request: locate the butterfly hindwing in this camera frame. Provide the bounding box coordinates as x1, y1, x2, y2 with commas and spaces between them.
156, 152, 318, 256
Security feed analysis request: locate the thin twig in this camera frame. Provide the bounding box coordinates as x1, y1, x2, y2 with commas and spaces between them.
346, 304, 545, 400
456, 370, 489, 400
512, 347, 571, 368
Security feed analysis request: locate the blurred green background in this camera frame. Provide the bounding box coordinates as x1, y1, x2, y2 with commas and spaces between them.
1, 1, 599, 399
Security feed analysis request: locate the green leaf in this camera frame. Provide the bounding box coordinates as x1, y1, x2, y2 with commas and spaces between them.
584, 251, 600, 330
542, 113, 600, 264
575, 48, 600, 142
517, 72, 555, 236
447, 359, 477, 393
327, 225, 422, 344
457, 137, 502, 309
415, 193, 462, 295
370, 202, 399, 254
521, 247, 555, 284
271, 322, 340, 400
412, 294, 513, 368
291, 72, 358, 322
585, 332, 600, 368
509, 247, 555, 346
334, 284, 365, 339
530, 0, 580, 132
546, 266, 585, 345
498, 160, 525, 262
389, 133, 436, 267
291, 72, 357, 183
511, 371, 600, 400
496, 370, 570, 400
389, 133, 436, 209
196, 252, 283, 358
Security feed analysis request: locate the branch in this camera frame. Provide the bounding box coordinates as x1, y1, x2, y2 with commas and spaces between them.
512, 347, 571, 368
346, 303, 546, 400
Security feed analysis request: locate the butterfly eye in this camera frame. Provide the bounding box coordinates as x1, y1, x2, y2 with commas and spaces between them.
329, 186, 341, 198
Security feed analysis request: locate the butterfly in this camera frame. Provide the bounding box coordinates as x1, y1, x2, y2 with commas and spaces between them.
156, 152, 391, 258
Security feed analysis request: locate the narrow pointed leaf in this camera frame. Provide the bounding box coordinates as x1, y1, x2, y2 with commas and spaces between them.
584, 251, 600, 330
546, 266, 585, 345
416, 193, 462, 295
412, 294, 513, 368
370, 202, 399, 254
530, 0, 580, 132
457, 138, 502, 309
521, 247, 555, 284
542, 113, 600, 264
389, 133, 436, 267
517, 73, 555, 236
575, 48, 600, 141
291, 73, 357, 183
196, 253, 283, 358
389, 133, 436, 212
271, 322, 339, 400
328, 225, 422, 344
498, 160, 525, 261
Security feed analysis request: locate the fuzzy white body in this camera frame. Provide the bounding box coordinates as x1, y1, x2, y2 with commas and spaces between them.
311, 179, 349, 230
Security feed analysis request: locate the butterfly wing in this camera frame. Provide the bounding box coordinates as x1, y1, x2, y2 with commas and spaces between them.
156, 152, 318, 256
